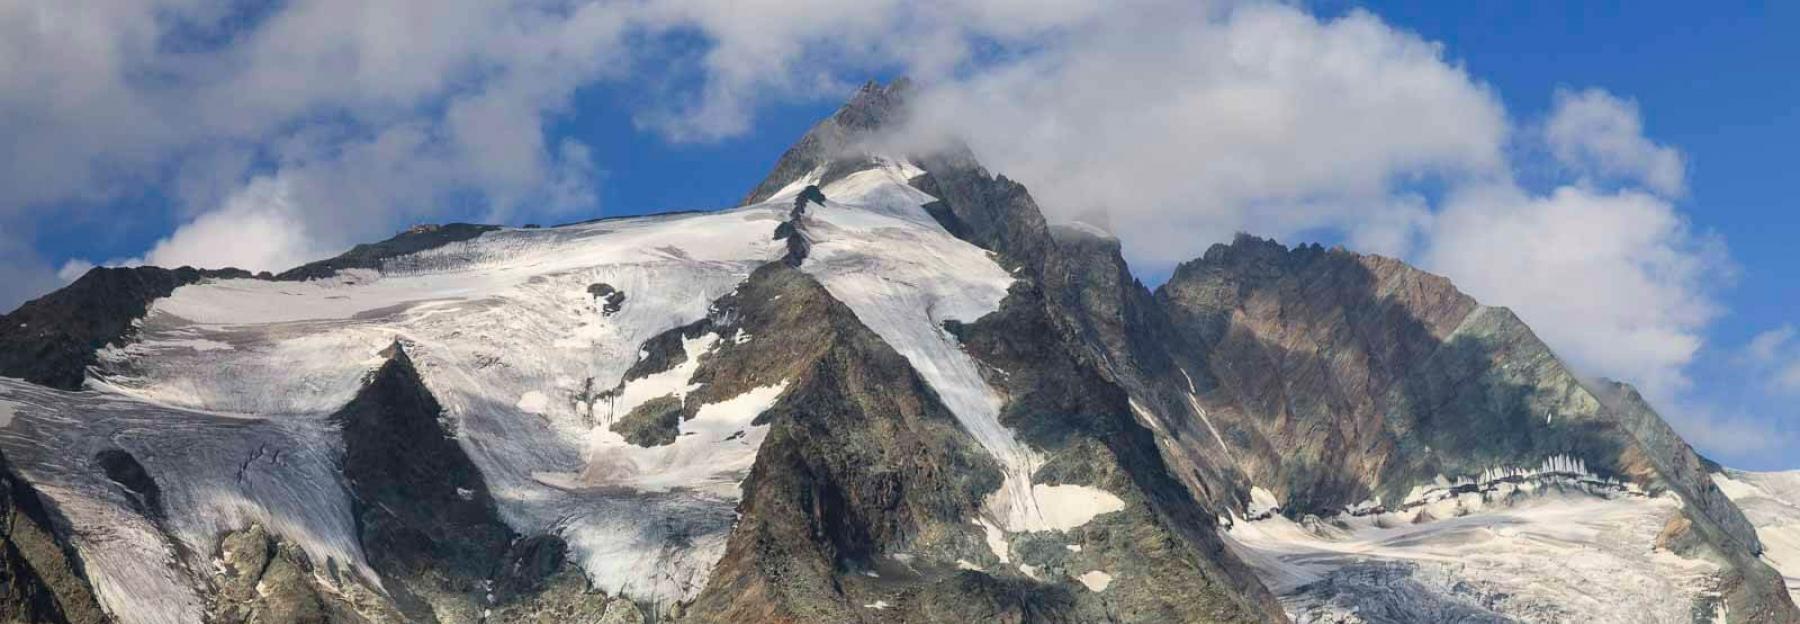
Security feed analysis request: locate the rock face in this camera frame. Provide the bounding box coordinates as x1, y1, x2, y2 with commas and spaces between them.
0, 78, 1793, 624
0, 452, 107, 624
1149, 235, 1798, 622
332, 342, 519, 621
741, 80, 912, 207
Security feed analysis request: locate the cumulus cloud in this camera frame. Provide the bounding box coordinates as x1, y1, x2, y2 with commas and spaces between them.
1545, 88, 1687, 197
905, 4, 1508, 267
1661, 402, 1798, 460
1420, 185, 1725, 397
1743, 325, 1800, 395
1747, 325, 1795, 364
0, 0, 1757, 457
5, 0, 628, 276
139, 177, 325, 272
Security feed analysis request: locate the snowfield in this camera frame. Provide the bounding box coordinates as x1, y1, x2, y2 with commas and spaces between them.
4, 206, 793, 618
1225, 470, 1725, 623
1715, 469, 1800, 601
0, 157, 1124, 621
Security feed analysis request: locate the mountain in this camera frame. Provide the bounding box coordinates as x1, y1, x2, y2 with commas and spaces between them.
0, 80, 1794, 623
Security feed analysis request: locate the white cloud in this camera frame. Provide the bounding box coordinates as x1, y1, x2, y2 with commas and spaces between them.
1661, 402, 1798, 460
1747, 325, 1795, 364
0, 0, 1763, 459
140, 177, 326, 272
55, 259, 96, 283
905, 4, 1508, 268
1545, 88, 1686, 197
1776, 364, 1800, 395
1420, 184, 1725, 399
6, 0, 628, 274
1742, 324, 1800, 396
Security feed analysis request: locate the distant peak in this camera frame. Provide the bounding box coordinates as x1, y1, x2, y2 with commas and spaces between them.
741, 78, 918, 205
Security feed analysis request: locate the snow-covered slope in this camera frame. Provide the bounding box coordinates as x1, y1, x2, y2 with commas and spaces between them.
3, 208, 795, 618
0, 79, 1789, 624
778, 160, 1124, 535
1225, 478, 1722, 623
0, 154, 1125, 622
1716, 470, 1800, 602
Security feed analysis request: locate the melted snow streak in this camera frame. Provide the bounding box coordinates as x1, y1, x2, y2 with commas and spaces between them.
1714, 470, 1800, 601
778, 161, 1123, 534
2, 208, 796, 615
1225, 469, 1721, 624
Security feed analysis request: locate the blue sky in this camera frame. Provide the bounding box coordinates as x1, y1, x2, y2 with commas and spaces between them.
0, 1, 1794, 467
1347, 1, 1800, 468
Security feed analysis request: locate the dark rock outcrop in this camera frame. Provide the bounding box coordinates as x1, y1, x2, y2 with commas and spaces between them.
93, 448, 163, 524
208, 523, 400, 624
332, 342, 522, 621
741, 80, 912, 207
680, 264, 1005, 622
946, 280, 1285, 623
1153, 234, 1799, 621
0, 452, 107, 624
612, 395, 683, 447
276, 223, 499, 281
588, 283, 627, 316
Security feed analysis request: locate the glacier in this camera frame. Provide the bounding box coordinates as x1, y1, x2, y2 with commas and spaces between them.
0, 155, 1125, 621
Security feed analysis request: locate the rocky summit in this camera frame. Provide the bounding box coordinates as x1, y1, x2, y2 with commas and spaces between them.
0, 80, 1795, 624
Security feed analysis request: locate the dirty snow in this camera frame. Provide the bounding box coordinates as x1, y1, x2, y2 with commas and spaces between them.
1076, 570, 1113, 592
977, 517, 1011, 564
1226, 482, 1720, 623
0, 380, 363, 624
1247, 486, 1281, 519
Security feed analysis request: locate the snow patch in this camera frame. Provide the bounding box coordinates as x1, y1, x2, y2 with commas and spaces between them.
1077, 570, 1113, 592
1178, 367, 1234, 461
977, 517, 1011, 565
554, 381, 788, 497
1247, 486, 1281, 519
515, 391, 549, 415
997, 484, 1126, 532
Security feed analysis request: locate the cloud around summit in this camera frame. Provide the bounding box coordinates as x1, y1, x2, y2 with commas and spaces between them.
0, 0, 1771, 463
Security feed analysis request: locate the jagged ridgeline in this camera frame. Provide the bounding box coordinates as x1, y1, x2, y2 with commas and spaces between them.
0, 79, 1794, 624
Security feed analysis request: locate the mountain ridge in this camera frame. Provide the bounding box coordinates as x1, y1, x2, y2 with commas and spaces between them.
0, 79, 1793, 624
